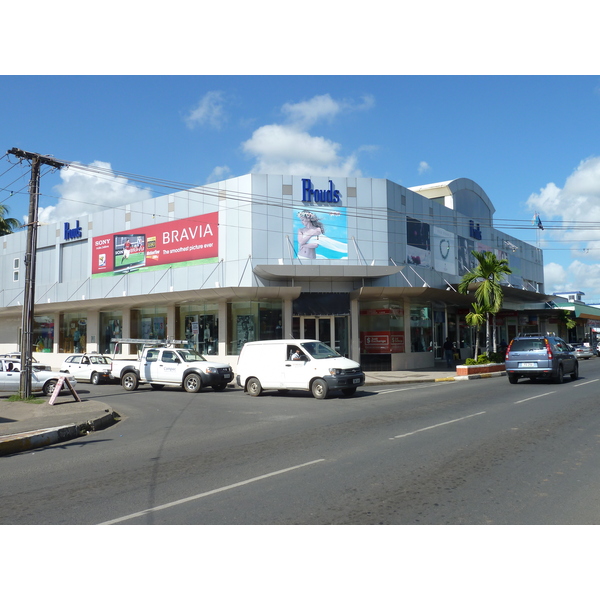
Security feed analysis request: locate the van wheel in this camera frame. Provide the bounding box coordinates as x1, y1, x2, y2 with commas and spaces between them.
247, 377, 262, 397
183, 373, 202, 393
122, 372, 139, 391
508, 374, 519, 384
571, 363, 579, 381
341, 387, 357, 397
311, 378, 329, 399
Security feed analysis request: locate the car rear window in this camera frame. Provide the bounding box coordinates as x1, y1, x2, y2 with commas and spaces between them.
510, 339, 546, 352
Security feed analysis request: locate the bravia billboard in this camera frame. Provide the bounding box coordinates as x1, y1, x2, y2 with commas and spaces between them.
92, 212, 218, 277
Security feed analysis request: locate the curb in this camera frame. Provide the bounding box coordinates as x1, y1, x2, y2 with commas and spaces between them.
0, 410, 121, 457
454, 371, 506, 381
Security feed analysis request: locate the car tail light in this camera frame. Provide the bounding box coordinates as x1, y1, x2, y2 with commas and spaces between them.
544, 338, 553, 359
505, 340, 513, 360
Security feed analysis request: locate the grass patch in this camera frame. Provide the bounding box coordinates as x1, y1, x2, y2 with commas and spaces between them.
3, 395, 45, 404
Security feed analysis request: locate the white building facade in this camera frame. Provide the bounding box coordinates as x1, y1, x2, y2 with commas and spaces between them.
0, 174, 546, 370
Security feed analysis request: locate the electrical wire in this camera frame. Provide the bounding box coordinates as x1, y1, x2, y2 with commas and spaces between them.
4, 153, 600, 247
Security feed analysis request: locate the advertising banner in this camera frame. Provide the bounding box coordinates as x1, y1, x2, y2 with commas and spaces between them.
294, 206, 348, 260
406, 216, 431, 268
433, 226, 456, 275
92, 212, 218, 277
361, 331, 405, 353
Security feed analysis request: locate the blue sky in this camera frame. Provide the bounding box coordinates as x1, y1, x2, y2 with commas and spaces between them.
2, 6, 600, 303
3, 75, 600, 300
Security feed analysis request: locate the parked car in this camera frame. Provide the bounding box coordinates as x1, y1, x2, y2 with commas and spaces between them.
569, 343, 594, 360
0, 353, 51, 371
505, 333, 578, 384
60, 353, 113, 384
0, 357, 77, 395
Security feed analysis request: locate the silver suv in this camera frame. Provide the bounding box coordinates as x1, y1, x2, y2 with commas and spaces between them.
505, 333, 578, 384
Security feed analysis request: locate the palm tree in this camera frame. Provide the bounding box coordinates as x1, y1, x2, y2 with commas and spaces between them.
465, 301, 486, 359
458, 250, 512, 354
0, 201, 21, 236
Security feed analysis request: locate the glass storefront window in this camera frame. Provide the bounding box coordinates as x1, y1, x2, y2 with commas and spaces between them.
227, 300, 282, 355
131, 307, 167, 353
410, 302, 432, 353
100, 311, 123, 354
359, 300, 405, 354
177, 303, 219, 356
33, 315, 54, 353
59, 313, 87, 354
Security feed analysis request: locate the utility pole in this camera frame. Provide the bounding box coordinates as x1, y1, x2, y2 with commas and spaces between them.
7, 148, 66, 398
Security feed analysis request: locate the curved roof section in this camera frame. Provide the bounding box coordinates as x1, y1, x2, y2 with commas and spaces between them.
408, 178, 495, 217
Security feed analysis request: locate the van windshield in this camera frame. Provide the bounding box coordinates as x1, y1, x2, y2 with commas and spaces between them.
300, 342, 340, 359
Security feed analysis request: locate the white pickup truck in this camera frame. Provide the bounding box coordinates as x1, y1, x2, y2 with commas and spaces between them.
110, 342, 234, 393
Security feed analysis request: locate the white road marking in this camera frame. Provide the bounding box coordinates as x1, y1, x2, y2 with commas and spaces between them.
514, 392, 555, 404
574, 379, 600, 387
389, 411, 486, 440
98, 459, 325, 525
377, 382, 455, 395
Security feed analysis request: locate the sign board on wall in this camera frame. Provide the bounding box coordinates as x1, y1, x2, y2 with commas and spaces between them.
91, 213, 218, 277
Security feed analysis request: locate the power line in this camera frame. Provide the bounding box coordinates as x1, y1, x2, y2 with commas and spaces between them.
5, 152, 600, 241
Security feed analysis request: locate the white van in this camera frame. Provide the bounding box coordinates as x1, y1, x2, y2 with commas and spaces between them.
236, 339, 365, 399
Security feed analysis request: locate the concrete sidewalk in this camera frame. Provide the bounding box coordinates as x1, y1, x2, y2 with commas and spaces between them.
0, 366, 504, 456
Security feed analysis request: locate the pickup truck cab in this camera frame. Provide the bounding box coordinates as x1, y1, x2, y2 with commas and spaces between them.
114, 345, 234, 393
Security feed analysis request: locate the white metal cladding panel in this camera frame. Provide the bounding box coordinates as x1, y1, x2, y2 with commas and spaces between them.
266, 175, 284, 207
35, 246, 57, 285
60, 239, 88, 282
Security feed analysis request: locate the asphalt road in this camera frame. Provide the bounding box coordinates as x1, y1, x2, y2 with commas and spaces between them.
2, 359, 600, 525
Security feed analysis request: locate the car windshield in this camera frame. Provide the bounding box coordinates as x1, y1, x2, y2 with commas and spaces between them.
300, 341, 340, 359
176, 349, 206, 362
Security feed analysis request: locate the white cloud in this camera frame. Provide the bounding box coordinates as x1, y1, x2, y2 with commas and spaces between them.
241, 94, 373, 176
545, 259, 600, 299
418, 161, 431, 175
527, 156, 600, 297
281, 93, 374, 130
185, 91, 227, 129
39, 161, 152, 223
206, 165, 232, 183
527, 157, 600, 223
543, 262, 569, 292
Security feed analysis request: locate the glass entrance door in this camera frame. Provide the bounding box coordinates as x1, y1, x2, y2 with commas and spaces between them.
293, 316, 349, 356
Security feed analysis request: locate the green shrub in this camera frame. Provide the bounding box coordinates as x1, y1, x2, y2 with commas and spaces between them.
465, 352, 505, 365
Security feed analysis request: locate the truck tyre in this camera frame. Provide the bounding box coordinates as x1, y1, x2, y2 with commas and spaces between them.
183, 373, 202, 393
122, 372, 139, 391
311, 378, 329, 400
246, 377, 262, 397
91, 372, 101, 385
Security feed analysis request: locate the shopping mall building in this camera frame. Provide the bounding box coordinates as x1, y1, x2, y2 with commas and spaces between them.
0, 174, 555, 371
